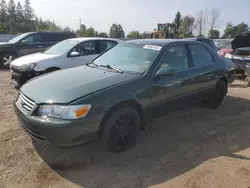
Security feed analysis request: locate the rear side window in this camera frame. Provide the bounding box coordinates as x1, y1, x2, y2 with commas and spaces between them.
42, 33, 61, 42
61, 33, 76, 40
188, 44, 213, 67
198, 39, 217, 51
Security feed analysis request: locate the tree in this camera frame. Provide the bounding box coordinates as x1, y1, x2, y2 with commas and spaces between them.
23, 0, 35, 31
84, 27, 95, 37
208, 8, 220, 38
222, 22, 249, 38
16, 1, 24, 32
7, 0, 16, 33
0, 0, 7, 33
97, 32, 108, 38
63, 26, 71, 32
208, 29, 220, 39
109, 23, 125, 38
179, 15, 195, 37
195, 9, 208, 36
173, 11, 182, 35
127, 31, 143, 39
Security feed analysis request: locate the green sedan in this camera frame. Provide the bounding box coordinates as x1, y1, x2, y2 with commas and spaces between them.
13, 39, 236, 152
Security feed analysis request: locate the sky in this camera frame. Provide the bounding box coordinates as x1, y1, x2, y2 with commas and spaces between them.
10, 0, 250, 35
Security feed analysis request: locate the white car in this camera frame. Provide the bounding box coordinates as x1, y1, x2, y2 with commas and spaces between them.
10, 37, 122, 84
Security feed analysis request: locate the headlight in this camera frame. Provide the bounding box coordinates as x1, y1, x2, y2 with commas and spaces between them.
37, 104, 91, 119
18, 63, 36, 71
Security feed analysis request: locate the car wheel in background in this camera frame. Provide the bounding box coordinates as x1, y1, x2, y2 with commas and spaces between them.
100, 107, 140, 152
243, 76, 250, 88
203, 80, 227, 109
1, 53, 16, 68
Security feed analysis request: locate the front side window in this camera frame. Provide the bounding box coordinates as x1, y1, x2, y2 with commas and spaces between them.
93, 43, 161, 73
157, 45, 189, 71
44, 39, 79, 55
22, 34, 42, 44
72, 41, 98, 56
188, 44, 213, 67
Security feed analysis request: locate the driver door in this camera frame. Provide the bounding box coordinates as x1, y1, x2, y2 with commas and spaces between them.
18, 33, 44, 56
149, 44, 194, 117
65, 40, 99, 68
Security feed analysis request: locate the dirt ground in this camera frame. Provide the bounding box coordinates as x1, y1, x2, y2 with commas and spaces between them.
2, 71, 250, 188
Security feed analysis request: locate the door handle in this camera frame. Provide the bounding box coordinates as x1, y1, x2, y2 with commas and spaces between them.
37, 45, 43, 48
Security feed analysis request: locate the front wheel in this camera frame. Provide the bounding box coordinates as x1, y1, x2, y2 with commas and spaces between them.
204, 80, 227, 109
100, 107, 140, 152
1, 54, 16, 68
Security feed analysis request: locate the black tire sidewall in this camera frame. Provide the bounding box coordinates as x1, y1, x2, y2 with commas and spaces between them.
244, 77, 250, 87
100, 107, 140, 152
210, 80, 226, 108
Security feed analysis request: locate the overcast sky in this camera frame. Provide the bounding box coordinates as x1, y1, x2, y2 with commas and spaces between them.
10, 0, 250, 34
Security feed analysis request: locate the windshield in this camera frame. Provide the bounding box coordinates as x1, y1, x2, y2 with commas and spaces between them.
8, 33, 31, 43
93, 43, 161, 73
44, 39, 79, 55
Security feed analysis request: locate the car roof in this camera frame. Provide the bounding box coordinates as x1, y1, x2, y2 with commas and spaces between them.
124, 38, 205, 46
183, 37, 213, 41
124, 39, 181, 46
68, 37, 122, 43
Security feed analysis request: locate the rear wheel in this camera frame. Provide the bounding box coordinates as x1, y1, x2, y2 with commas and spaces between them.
204, 80, 227, 109
100, 107, 140, 152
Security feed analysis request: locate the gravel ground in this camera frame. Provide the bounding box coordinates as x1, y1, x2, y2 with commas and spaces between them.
1, 70, 250, 188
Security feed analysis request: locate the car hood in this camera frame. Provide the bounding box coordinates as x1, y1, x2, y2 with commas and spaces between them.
0, 42, 12, 48
11, 52, 59, 66
20, 66, 139, 104
231, 33, 250, 49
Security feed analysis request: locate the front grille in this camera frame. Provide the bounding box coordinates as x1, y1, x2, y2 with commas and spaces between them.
16, 92, 36, 113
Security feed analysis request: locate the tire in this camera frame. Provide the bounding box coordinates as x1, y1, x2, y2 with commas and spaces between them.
100, 107, 140, 152
1, 53, 16, 68
204, 80, 227, 109
243, 76, 250, 88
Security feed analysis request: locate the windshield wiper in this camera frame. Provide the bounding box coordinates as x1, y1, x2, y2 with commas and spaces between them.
99, 64, 123, 73
86, 61, 98, 68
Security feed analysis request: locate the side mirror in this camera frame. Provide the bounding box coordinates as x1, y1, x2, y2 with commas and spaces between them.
70, 51, 80, 57
20, 40, 27, 44
155, 67, 176, 77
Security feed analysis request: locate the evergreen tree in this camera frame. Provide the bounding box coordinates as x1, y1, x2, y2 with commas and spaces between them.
23, 0, 35, 31
173, 11, 182, 36
7, 0, 16, 33
0, 0, 7, 33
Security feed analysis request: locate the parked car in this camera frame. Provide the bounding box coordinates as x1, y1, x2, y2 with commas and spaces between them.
10, 37, 122, 85
0, 31, 76, 68
182, 37, 218, 51
224, 32, 250, 75
214, 39, 233, 56
14, 39, 234, 152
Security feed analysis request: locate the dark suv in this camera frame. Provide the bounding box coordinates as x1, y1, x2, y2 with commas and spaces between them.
182, 37, 218, 52
0, 31, 76, 68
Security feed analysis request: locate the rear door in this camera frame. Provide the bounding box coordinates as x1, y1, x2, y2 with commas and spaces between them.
41, 33, 61, 51
186, 43, 218, 100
